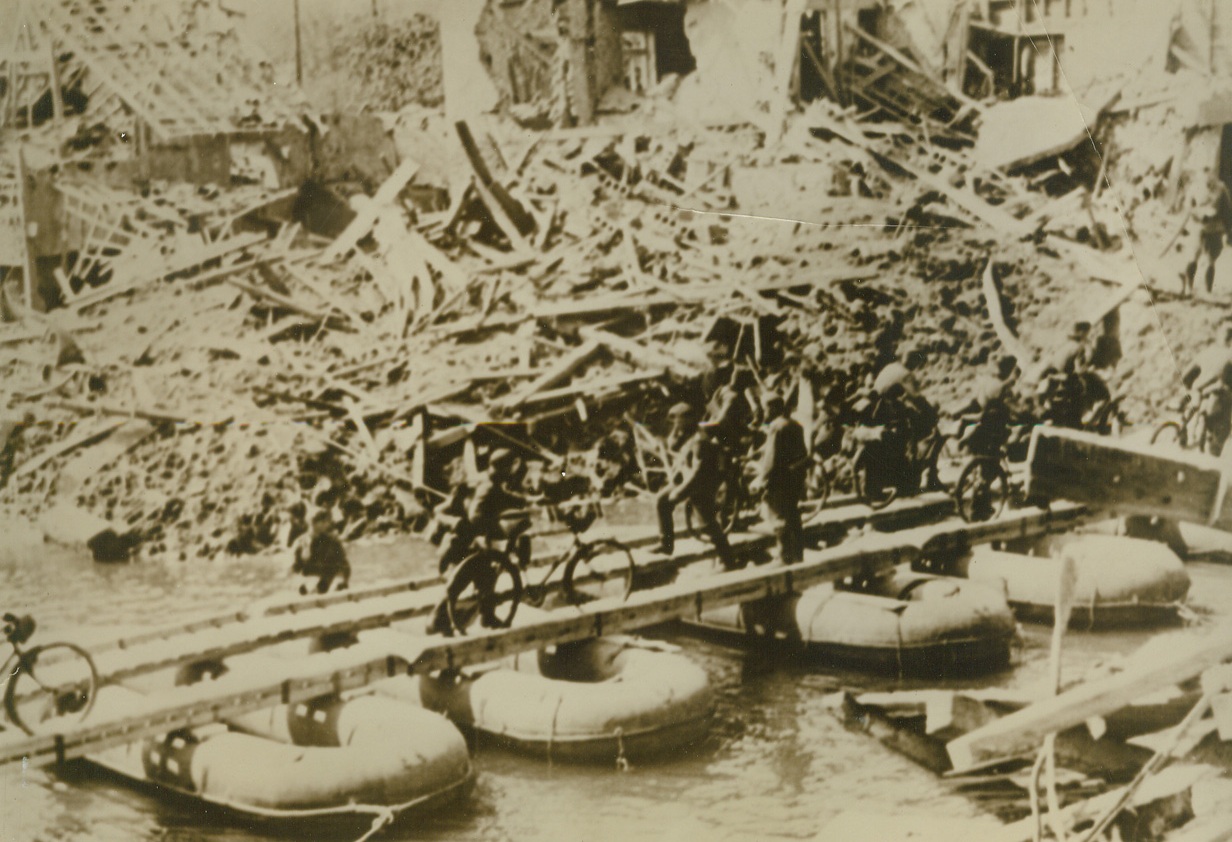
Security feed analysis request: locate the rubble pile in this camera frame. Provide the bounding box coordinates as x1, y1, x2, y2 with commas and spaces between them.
4, 0, 1232, 568
0, 95, 1144, 562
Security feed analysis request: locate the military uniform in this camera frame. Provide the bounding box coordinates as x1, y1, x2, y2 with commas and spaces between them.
656, 428, 736, 569
759, 412, 807, 565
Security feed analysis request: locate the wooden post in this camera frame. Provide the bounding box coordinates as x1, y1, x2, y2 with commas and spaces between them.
561, 0, 595, 125
45, 37, 64, 125
15, 146, 37, 311
293, 0, 303, 86
833, 0, 846, 106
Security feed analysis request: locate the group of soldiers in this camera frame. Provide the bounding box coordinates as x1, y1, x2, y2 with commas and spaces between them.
290, 314, 1232, 619
410, 325, 1121, 601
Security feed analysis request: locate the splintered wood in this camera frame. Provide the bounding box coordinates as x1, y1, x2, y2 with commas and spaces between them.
0, 29, 1171, 570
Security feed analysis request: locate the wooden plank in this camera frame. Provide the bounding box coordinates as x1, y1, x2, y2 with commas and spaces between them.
0, 533, 915, 770
66, 232, 270, 312
454, 120, 535, 251
809, 108, 1030, 237
515, 371, 661, 408
987, 765, 1215, 842
498, 339, 602, 409
980, 260, 1032, 365
469, 174, 534, 254
46, 399, 193, 426
224, 274, 337, 324
321, 158, 420, 263
11, 418, 127, 478
577, 326, 704, 379
946, 623, 1232, 772
15, 146, 35, 309
73, 491, 958, 663
833, 694, 955, 774
1026, 426, 1226, 527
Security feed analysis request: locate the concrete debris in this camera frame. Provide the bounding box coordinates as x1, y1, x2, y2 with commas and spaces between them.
973, 96, 1097, 172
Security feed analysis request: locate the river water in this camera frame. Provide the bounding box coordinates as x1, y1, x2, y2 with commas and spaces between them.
1, 519, 1228, 842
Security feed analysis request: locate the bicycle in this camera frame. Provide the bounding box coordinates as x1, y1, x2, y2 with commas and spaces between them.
1151, 393, 1210, 452
2, 612, 99, 735
522, 497, 636, 608
799, 450, 834, 524
432, 541, 525, 637
848, 425, 945, 510
950, 417, 1034, 523
953, 452, 1010, 523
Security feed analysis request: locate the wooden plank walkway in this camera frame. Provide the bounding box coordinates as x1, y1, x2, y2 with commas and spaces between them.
65, 492, 957, 669
0, 502, 1085, 771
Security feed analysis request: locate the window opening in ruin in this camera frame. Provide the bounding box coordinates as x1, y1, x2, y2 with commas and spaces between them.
965, 26, 1062, 100
615, 2, 695, 94
798, 11, 831, 104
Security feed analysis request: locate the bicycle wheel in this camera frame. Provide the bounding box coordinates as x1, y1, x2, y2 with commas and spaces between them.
853, 448, 896, 510
444, 549, 523, 635
5, 642, 99, 735
562, 539, 636, 605
1150, 421, 1183, 449
799, 453, 832, 524
686, 475, 742, 537
955, 458, 1009, 523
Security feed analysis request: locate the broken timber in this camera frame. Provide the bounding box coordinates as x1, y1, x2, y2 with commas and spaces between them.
0, 503, 1084, 771
947, 622, 1232, 772
1026, 426, 1232, 530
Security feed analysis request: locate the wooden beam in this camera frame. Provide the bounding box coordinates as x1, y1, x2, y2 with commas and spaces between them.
946, 623, 1232, 771
322, 157, 420, 263
454, 120, 536, 247
11, 418, 127, 479
498, 338, 602, 409
980, 260, 1032, 365
1026, 426, 1227, 528
15, 146, 36, 310
47, 399, 194, 426
66, 232, 271, 312
515, 371, 661, 408
577, 326, 704, 379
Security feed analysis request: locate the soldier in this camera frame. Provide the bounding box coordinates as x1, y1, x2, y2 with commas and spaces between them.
1184, 175, 1231, 297
434, 449, 532, 575
1181, 324, 1232, 456
753, 395, 807, 565
291, 511, 351, 595
654, 403, 739, 570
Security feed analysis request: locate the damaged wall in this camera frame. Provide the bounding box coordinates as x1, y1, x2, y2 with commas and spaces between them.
877, 0, 968, 82
672, 0, 784, 127
475, 0, 557, 109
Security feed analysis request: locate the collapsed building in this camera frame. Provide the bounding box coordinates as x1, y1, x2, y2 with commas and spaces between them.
1, 0, 1231, 566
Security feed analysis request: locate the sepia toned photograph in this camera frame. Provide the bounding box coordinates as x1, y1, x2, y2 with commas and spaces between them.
2, 0, 1232, 840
